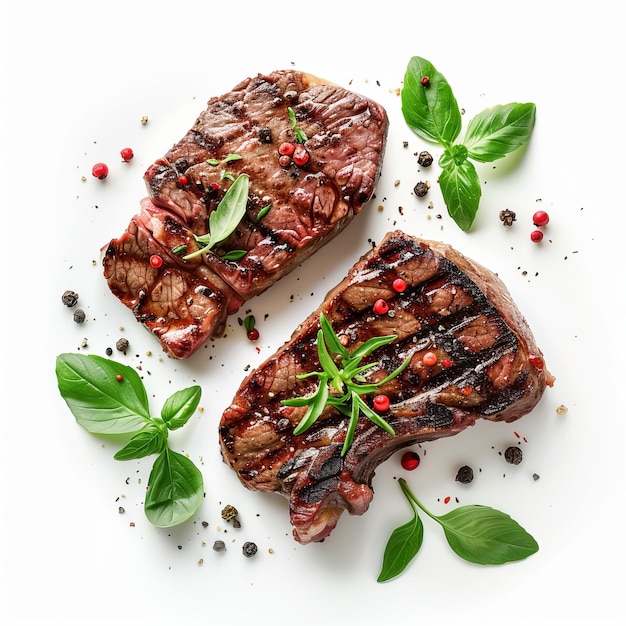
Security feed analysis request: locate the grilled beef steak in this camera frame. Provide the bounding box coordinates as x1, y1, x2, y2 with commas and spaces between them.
219, 231, 554, 544
103, 70, 388, 358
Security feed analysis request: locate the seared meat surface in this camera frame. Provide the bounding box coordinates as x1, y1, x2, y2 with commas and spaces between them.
103, 70, 388, 358
219, 231, 554, 544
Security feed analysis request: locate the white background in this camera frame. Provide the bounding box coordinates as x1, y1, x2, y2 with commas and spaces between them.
1, 1, 624, 625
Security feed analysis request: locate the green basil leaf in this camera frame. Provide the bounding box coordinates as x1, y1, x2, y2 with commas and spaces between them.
377, 484, 424, 582
439, 159, 482, 231
144, 448, 204, 528
113, 425, 165, 460
55, 353, 149, 434
401, 56, 462, 146
435, 504, 539, 565
464, 103, 536, 163
161, 385, 201, 430
207, 173, 249, 245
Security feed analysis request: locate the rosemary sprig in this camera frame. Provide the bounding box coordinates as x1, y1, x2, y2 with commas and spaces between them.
282, 313, 410, 455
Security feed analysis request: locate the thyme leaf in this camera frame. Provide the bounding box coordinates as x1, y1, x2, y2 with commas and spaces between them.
288, 106, 308, 143
281, 313, 410, 455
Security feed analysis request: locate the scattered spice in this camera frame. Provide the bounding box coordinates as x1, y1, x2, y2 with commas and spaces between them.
73, 309, 86, 324
499, 209, 516, 226
242, 542, 258, 558
413, 181, 429, 197
140, 116, 148, 125
105, 347, 113, 356
120, 147, 134, 162
530, 229, 544, 243
417, 151, 433, 167
212, 540, 226, 552
556, 404, 568, 415
62, 290, 79, 307
532, 210, 550, 227
422, 351, 437, 367
221, 504, 239, 522
91, 163, 109, 180
504, 446, 523, 465
373, 394, 390, 412
116, 338, 129, 353
455, 465, 474, 484
258, 128, 273, 143
373, 298, 389, 315
400, 451, 420, 471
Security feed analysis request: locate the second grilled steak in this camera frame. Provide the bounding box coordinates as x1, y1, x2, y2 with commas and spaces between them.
219, 231, 554, 544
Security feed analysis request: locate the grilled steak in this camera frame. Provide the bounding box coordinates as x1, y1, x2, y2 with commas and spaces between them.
103, 70, 388, 358
219, 231, 554, 544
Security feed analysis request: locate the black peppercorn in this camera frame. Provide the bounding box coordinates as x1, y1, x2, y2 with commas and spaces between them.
242, 542, 258, 558
62, 290, 79, 307
499, 209, 517, 226
504, 446, 523, 465
417, 151, 433, 167
455, 465, 474, 484
73, 308, 86, 324
414, 181, 429, 197
259, 127, 273, 143
212, 540, 226, 552
116, 338, 129, 353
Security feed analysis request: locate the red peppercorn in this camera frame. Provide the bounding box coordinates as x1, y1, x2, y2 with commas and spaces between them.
92, 162, 109, 179
422, 351, 437, 367
120, 147, 134, 162
373, 299, 389, 315
292, 144, 310, 167
278, 142, 296, 156
530, 229, 544, 243
178, 175, 188, 186
278, 155, 292, 168
392, 278, 407, 293
421, 76, 430, 87
461, 386, 473, 396
532, 210, 550, 227
247, 328, 260, 341
401, 451, 420, 471
116, 374, 124, 382
441, 358, 453, 368
373, 394, 390, 412
149, 254, 163, 269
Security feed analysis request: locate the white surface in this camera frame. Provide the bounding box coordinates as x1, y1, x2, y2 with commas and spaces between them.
1, 2, 623, 625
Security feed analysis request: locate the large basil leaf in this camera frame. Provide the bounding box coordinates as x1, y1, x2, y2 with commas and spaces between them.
56, 353, 149, 434
464, 103, 537, 163
144, 448, 204, 528
439, 159, 482, 231
401, 56, 462, 146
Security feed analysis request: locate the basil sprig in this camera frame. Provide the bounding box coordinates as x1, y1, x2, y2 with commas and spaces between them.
282, 313, 410, 455
55, 353, 204, 528
401, 56, 536, 231
378, 478, 538, 582
183, 173, 249, 260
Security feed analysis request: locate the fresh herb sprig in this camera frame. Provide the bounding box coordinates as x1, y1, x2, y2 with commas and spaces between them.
288, 106, 308, 143
183, 173, 249, 261
282, 313, 410, 455
377, 478, 538, 582
401, 56, 536, 231
55, 353, 204, 528
206, 153, 243, 181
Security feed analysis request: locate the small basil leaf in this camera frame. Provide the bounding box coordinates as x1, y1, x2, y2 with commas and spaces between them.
144, 448, 204, 528
377, 484, 424, 582
439, 159, 482, 231
207, 173, 249, 245
401, 56, 462, 146
464, 103, 536, 163
161, 385, 201, 430
55, 353, 149, 434
220, 249, 247, 261
435, 504, 539, 565
113, 425, 165, 460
